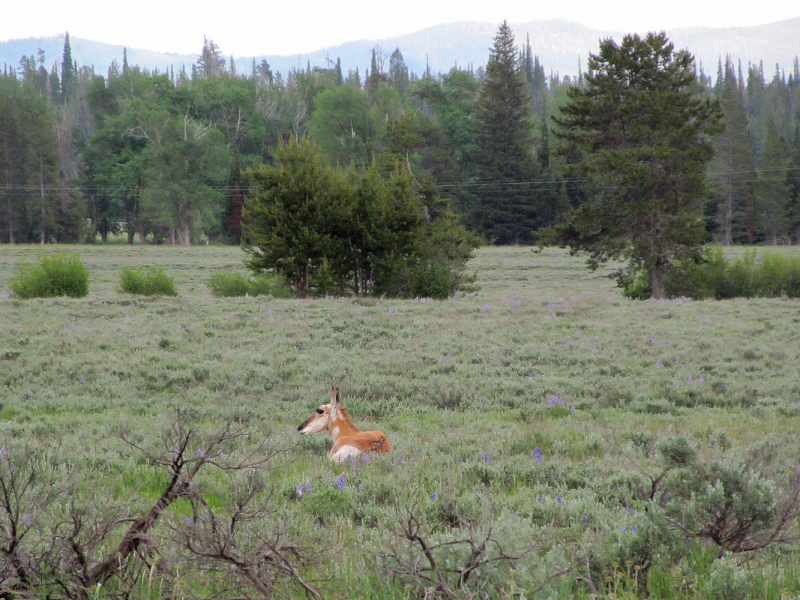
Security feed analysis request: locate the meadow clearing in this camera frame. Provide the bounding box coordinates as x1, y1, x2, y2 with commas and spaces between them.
1, 244, 800, 599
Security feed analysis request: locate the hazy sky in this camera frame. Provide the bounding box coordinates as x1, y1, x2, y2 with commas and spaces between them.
2, 0, 798, 57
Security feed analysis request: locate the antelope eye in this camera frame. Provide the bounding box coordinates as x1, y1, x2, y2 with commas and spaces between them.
316, 409, 324, 414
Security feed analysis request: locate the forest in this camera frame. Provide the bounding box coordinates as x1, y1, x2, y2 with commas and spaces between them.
0, 30, 799, 248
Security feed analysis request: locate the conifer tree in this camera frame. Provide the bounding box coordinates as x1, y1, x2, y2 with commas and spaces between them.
709, 73, 756, 245
786, 125, 800, 242
755, 119, 791, 243
470, 21, 541, 244
60, 32, 75, 104
547, 32, 723, 299
389, 48, 409, 94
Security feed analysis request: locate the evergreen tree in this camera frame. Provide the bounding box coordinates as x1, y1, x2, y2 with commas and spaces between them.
755, 119, 791, 243
334, 58, 344, 86
197, 37, 226, 79
709, 75, 756, 245
388, 48, 409, 94
470, 21, 541, 244
61, 32, 76, 104
547, 32, 723, 299
786, 125, 800, 242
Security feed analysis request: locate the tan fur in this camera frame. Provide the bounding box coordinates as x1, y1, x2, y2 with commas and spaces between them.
297, 387, 391, 462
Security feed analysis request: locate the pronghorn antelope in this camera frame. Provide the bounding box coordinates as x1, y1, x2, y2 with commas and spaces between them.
297, 387, 391, 461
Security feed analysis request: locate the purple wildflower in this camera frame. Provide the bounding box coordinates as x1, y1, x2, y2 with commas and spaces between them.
581, 516, 589, 524
655, 361, 663, 369
479, 305, 492, 313
483, 453, 490, 462
305, 482, 312, 494
431, 491, 437, 500
185, 517, 193, 524
296, 485, 304, 497
557, 494, 565, 506
77, 376, 84, 383
337, 473, 346, 491
357, 484, 362, 492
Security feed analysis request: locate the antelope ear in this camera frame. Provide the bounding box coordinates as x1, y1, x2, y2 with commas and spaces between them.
331, 387, 342, 406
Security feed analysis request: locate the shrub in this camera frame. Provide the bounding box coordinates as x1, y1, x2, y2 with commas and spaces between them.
10, 252, 89, 299
207, 272, 291, 298
207, 272, 249, 297
622, 248, 800, 300
119, 266, 177, 296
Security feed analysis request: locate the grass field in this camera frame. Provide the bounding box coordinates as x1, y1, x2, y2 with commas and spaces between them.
1, 244, 800, 599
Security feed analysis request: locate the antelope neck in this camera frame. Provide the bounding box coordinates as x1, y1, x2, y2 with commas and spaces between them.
328, 410, 360, 442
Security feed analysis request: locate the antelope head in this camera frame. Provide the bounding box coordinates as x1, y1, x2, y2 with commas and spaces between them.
297, 387, 342, 436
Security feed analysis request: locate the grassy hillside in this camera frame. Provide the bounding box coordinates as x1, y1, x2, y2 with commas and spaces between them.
1, 245, 799, 598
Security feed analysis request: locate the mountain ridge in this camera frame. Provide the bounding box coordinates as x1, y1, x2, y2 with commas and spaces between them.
2, 18, 798, 82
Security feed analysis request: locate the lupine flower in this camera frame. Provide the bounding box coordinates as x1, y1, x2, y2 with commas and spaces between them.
431, 491, 437, 500
77, 376, 84, 383
337, 473, 346, 490
362, 454, 369, 462
483, 453, 490, 462
581, 516, 589, 524
357, 484, 362, 492
557, 494, 565, 506
621, 526, 628, 533
305, 482, 312, 494
397, 455, 405, 466
479, 305, 492, 313
624, 505, 634, 515
547, 396, 565, 405
536, 496, 543, 502
296, 485, 304, 497
631, 525, 637, 533
698, 376, 704, 384
655, 362, 663, 369
185, 517, 193, 524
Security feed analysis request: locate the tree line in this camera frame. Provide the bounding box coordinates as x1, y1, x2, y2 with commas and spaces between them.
0, 28, 799, 249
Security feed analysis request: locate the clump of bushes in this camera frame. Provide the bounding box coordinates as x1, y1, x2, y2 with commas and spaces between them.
10, 252, 90, 299
207, 272, 291, 298
119, 266, 177, 296
624, 248, 800, 300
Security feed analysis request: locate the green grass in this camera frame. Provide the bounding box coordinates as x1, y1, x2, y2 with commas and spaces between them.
1, 244, 800, 597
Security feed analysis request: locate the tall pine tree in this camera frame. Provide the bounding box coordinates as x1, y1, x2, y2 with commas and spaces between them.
709, 70, 756, 245
547, 32, 723, 299
470, 21, 540, 244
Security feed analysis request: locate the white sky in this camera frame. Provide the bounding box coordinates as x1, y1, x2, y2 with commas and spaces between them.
2, 0, 798, 57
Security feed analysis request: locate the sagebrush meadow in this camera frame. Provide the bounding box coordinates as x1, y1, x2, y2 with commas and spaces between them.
1, 245, 800, 598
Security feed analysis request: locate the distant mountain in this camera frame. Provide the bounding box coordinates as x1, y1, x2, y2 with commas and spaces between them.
2, 18, 799, 82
